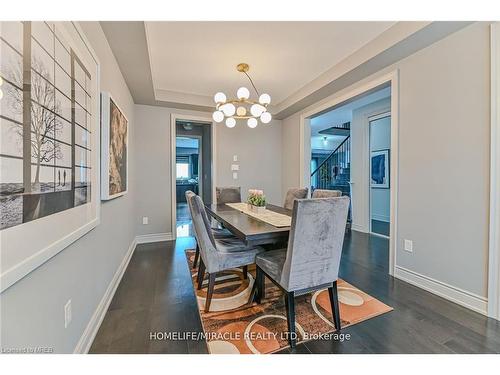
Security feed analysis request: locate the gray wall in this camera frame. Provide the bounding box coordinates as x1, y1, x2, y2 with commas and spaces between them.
370, 115, 391, 223
281, 22, 490, 298
134, 104, 283, 237
0, 22, 136, 352
216, 118, 283, 206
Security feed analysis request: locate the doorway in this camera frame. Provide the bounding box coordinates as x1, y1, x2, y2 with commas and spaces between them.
172, 118, 214, 238
301, 71, 399, 275
369, 112, 391, 237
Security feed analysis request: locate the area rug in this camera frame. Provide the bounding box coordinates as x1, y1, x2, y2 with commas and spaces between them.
185, 249, 392, 354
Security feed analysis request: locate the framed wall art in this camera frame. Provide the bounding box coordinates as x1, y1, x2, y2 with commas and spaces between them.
100, 92, 128, 200
371, 149, 390, 189
0, 21, 101, 291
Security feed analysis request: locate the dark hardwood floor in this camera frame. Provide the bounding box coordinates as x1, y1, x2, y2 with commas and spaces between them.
371, 219, 390, 237
89, 230, 500, 354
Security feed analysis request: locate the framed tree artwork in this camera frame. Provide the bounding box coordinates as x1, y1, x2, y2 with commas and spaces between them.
100, 92, 128, 200
0, 21, 100, 291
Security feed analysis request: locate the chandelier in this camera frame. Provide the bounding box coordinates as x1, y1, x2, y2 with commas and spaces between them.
212, 63, 272, 128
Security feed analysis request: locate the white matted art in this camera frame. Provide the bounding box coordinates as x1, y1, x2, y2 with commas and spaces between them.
100, 92, 128, 200
0, 21, 100, 292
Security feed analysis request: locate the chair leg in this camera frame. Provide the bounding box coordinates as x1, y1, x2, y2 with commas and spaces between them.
328, 280, 341, 331
242, 265, 248, 279
193, 244, 200, 269
284, 291, 296, 348
255, 266, 265, 303
204, 273, 217, 312
197, 259, 205, 290
248, 276, 258, 305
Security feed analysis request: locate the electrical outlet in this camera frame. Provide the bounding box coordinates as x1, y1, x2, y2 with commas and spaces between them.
233, 155, 238, 162
404, 239, 413, 253
64, 299, 72, 328
232, 172, 238, 180
142, 217, 149, 225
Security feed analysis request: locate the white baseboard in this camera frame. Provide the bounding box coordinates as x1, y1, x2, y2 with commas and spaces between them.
394, 265, 488, 315
351, 223, 368, 233
74, 237, 137, 353
371, 214, 390, 222
73, 232, 174, 353
135, 232, 173, 244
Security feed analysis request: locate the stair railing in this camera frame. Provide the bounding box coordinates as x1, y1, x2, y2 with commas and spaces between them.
311, 136, 350, 191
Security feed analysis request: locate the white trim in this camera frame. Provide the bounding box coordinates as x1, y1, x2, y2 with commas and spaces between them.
74, 236, 136, 353
395, 266, 488, 316
135, 232, 173, 244
170, 113, 216, 240
100, 91, 129, 200
488, 23, 500, 320
74, 231, 175, 353
299, 71, 399, 276
0, 218, 99, 292
351, 224, 367, 233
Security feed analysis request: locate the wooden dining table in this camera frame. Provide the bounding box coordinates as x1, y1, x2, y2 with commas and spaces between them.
205, 203, 292, 246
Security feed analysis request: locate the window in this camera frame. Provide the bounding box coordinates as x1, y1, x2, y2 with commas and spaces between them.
176, 162, 189, 179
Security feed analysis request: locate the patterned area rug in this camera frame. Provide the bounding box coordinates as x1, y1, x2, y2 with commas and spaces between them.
185, 249, 392, 354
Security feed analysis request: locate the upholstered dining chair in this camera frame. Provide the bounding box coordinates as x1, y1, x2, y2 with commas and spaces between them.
283, 187, 309, 210
312, 189, 342, 198
216, 186, 242, 204
189, 193, 264, 312
185, 190, 235, 269
249, 196, 350, 348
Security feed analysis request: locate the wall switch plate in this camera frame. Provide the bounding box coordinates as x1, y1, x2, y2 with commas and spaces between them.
64, 300, 72, 328
142, 217, 149, 225
404, 239, 413, 252
232, 172, 238, 180
233, 155, 238, 162
231, 164, 239, 171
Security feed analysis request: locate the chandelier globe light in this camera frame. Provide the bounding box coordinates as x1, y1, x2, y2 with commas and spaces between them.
213, 63, 272, 128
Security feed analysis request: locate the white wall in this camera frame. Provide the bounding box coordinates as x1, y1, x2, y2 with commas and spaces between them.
134, 104, 283, 237
0, 22, 136, 353
281, 22, 491, 304
351, 98, 391, 232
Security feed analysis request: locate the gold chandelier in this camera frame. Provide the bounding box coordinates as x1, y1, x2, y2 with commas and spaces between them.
212, 63, 272, 128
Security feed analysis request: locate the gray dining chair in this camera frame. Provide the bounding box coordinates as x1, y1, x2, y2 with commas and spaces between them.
189, 193, 264, 312
312, 189, 342, 198
216, 186, 242, 204
186, 191, 235, 269
283, 187, 309, 210
249, 196, 350, 348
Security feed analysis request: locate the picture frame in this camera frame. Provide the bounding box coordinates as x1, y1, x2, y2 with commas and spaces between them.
0, 21, 101, 292
371, 149, 390, 189
100, 92, 128, 200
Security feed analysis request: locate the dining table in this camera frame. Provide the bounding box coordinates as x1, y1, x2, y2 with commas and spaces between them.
205, 203, 292, 246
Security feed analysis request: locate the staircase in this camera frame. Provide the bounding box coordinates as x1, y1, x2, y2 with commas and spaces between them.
311, 126, 351, 227
311, 135, 351, 195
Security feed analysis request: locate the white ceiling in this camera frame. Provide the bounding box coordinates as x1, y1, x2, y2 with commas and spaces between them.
144, 22, 395, 107
311, 86, 391, 134
310, 86, 391, 151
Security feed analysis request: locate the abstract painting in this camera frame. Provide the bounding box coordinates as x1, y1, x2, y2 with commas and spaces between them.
371, 149, 390, 188
1, 21, 100, 291
101, 92, 128, 200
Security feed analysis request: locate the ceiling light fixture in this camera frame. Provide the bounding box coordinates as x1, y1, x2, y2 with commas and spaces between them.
213, 63, 272, 128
